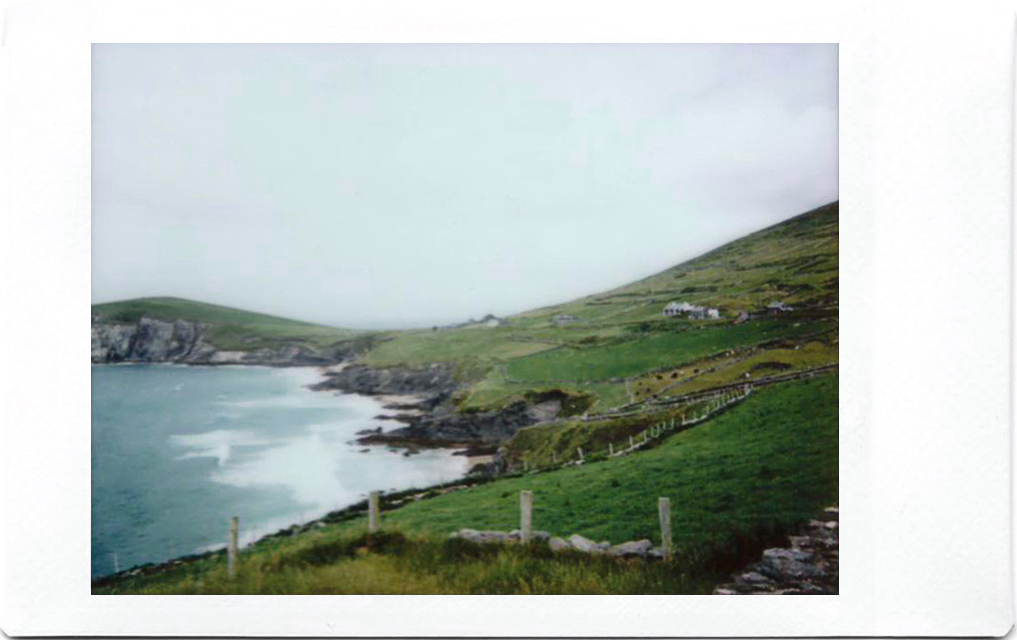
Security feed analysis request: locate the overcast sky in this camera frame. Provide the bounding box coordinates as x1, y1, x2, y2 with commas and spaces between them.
92, 44, 837, 329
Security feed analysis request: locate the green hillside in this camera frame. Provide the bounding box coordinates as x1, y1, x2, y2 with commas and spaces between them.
92, 296, 361, 350
95, 374, 837, 595
94, 201, 838, 594
361, 201, 838, 412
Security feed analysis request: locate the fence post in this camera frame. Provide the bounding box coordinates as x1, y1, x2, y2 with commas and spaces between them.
227, 515, 239, 578
368, 491, 381, 532
658, 498, 673, 561
112, 552, 119, 574
577, 447, 584, 462
520, 490, 533, 543
609, 443, 614, 456
629, 435, 635, 448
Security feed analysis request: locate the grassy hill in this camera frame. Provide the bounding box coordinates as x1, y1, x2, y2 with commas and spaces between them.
94, 201, 838, 594
91, 296, 361, 351
360, 201, 837, 412
95, 374, 837, 594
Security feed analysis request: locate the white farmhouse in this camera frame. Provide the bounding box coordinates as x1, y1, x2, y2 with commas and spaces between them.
664, 301, 720, 320
662, 301, 696, 317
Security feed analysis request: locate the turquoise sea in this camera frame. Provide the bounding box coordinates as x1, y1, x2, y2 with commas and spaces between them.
91, 364, 468, 578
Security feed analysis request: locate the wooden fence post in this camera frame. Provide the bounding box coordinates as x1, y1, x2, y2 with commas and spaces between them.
629, 435, 635, 448
658, 498, 673, 561
609, 443, 614, 456
520, 490, 533, 543
577, 447, 584, 462
368, 491, 381, 532
112, 552, 119, 574
227, 516, 239, 578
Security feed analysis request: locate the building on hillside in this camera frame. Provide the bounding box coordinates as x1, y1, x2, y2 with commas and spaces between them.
662, 301, 696, 317
552, 313, 578, 326
734, 311, 750, 324
664, 301, 719, 320
767, 301, 793, 313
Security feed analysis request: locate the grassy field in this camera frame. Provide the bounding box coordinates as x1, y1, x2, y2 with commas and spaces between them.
356, 202, 838, 412
92, 296, 360, 351
505, 318, 833, 382
96, 374, 837, 594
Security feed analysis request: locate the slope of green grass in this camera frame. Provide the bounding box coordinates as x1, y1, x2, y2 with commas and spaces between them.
92, 296, 359, 350
505, 318, 833, 382
97, 374, 837, 594
356, 202, 837, 409
378, 374, 837, 543
97, 531, 714, 595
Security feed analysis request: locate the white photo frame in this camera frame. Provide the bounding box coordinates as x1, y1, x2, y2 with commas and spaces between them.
1, 0, 1013, 636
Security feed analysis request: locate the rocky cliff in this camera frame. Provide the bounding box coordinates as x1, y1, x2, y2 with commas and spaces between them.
91, 315, 346, 366
312, 363, 566, 446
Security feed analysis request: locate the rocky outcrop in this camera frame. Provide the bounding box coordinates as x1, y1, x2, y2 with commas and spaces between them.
313, 363, 565, 447
364, 400, 557, 448
449, 529, 668, 560
311, 363, 457, 399
91, 315, 346, 366
714, 506, 839, 595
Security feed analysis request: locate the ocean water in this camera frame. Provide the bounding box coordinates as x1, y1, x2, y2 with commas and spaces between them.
91, 364, 468, 578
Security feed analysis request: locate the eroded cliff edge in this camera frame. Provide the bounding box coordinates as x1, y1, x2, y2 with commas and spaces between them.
91, 314, 352, 366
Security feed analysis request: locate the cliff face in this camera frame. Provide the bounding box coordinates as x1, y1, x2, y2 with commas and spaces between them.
91, 315, 341, 366
312, 363, 566, 445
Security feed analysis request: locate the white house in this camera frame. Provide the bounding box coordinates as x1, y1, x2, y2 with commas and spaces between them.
663, 301, 696, 317
664, 301, 719, 320
767, 301, 793, 312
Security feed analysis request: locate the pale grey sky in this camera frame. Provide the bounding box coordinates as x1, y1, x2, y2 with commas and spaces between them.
92, 44, 837, 328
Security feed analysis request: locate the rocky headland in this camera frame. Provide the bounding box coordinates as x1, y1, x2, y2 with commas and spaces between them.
311, 363, 571, 457
92, 314, 567, 459
91, 314, 359, 366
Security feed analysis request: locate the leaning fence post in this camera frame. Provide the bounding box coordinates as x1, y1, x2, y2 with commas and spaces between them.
368, 491, 381, 532
227, 515, 239, 578
520, 490, 533, 543
658, 498, 673, 561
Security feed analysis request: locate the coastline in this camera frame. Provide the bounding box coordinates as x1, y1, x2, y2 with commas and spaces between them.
91, 362, 475, 581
